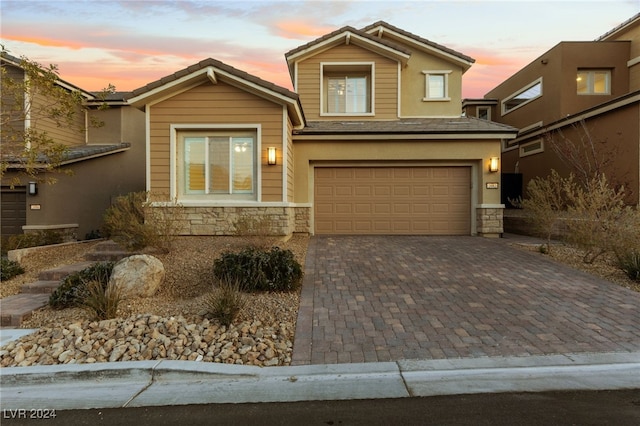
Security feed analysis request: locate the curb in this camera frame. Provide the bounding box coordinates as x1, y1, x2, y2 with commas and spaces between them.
1, 352, 639, 410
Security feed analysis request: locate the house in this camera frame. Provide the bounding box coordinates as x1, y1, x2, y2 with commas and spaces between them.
463, 13, 640, 209
129, 22, 517, 237
0, 52, 146, 240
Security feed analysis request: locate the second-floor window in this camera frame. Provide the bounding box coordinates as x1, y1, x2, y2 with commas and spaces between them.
322, 63, 373, 115
422, 70, 452, 101
577, 69, 611, 95
502, 78, 542, 115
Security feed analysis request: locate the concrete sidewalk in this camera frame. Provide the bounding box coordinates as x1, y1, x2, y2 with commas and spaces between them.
1, 351, 639, 410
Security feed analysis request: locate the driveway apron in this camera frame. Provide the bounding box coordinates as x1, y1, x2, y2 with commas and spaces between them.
291, 236, 640, 365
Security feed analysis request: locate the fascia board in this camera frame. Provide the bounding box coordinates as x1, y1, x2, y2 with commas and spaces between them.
127, 66, 215, 108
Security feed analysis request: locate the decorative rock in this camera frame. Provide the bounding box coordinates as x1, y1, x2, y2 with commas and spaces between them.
109, 255, 165, 298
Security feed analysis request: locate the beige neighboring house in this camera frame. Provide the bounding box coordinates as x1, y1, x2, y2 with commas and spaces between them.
129, 22, 517, 237
463, 13, 640, 209
0, 53, 146, 240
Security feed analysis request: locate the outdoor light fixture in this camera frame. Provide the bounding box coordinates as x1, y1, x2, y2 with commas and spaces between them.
267, 147, 277, 165
489, 157, 499, 173
28, 181, 38, 195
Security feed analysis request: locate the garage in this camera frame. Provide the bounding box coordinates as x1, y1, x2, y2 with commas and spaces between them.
1, 187, 27, 237
314, 166, 471, 235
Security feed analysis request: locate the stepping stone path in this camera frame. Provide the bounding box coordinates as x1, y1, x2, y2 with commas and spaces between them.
1, 241, 130, 327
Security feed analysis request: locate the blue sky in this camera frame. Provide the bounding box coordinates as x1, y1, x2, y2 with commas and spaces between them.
1, 0, 638, 97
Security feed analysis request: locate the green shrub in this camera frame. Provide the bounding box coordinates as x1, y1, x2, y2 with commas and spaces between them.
0, 257, 25, 280
213, 247, 303, 292
617, 249, 640, 282
49, 262, 114, 309
81, 280, 122, 320
2, 230, 63, 255
202, 278, 245, 326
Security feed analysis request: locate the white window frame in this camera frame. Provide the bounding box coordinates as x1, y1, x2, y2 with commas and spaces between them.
170, 124, 262, 203
577, 69, 611, 95
320, 62, 375, 116
477, 106, 491, 121
501, 77, 543, 116
519, 139, 544, 157
422, 70, 452, 101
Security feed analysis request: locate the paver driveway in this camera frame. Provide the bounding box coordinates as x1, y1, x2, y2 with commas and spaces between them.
291, 236, 640, 365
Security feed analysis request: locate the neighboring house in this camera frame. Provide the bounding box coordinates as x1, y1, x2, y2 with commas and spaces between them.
0, 53, 146, 240
129, 22, 517, 237
463, 13, 640, 208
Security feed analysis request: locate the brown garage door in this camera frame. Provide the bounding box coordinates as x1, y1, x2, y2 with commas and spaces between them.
314, 167, 471, 235
1, 188, 27, 237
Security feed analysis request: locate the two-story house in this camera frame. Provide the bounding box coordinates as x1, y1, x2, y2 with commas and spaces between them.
0, 52, 146, 240
463, 13, 640, 209
129, 22, 517, 238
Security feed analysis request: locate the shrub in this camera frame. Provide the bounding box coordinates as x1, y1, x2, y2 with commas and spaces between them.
81, 280, 122, 320
1, 230, 63, 255
101, 191, 185, 253
213, 247, 303, 292
0, 257, 25, 280
202, 278, 245, 326
617, 249, 640, 282
232, 215, 277, 249
49, 262, 114, 309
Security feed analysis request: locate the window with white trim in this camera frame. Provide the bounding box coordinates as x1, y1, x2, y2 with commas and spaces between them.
178, 130, 257, 200
477, 106, 490, 121
422, 70, 451, 101
502, 78, 542, 115
322, 63, 373, 115
519, 139, 544, 157
577, 69, 611, 95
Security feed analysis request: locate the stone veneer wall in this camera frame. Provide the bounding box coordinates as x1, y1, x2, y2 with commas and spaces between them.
476, 207, 503, 237
166, 206, 312, 236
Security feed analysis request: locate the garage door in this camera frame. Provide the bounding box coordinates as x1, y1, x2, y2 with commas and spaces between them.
314, 167, 471, 235
1, 188, 27, 236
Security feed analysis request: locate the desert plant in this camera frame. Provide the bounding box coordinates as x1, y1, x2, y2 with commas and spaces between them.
617, 249, 640, 282
213, 246, 303, 292
49, 262, 114, 309
202, 278, 245, 326
101, 191, 184, 253
0, 257, 24, 280
81, 280, 122, 320
232, 215, 277, 249
1, 230, 63, 255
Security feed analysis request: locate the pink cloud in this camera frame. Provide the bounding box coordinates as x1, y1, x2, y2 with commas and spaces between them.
272, 20, 336, 39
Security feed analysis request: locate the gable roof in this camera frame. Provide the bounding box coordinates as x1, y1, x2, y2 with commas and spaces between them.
284, 25, 412, 77
127, 57, 305, 127
597, 12, 640, 41
362, 21, 475, 71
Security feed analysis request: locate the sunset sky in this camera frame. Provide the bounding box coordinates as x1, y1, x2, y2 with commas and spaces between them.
1, 0, 638, 98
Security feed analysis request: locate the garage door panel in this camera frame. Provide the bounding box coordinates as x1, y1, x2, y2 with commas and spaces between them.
314, 167, 470, 235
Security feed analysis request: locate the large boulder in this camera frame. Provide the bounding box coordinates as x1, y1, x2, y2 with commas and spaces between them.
109, 255, 165, 298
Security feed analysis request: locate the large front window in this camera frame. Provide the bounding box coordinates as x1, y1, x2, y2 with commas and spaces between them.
180, 131, 256, 200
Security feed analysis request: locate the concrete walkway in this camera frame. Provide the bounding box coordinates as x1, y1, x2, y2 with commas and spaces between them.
2, 234, 640, 410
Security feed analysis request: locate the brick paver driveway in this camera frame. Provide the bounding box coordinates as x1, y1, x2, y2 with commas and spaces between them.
291, 236, 640, 365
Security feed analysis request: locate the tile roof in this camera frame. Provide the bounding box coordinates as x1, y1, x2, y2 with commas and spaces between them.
294, 117, 516, 136
3, 143, 131, 168
361, 21, 475, 64
128, 58, 299, 101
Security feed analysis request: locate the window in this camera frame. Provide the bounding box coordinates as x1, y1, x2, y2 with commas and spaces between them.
519, 139, 544, 157
477, 106, 490, 121
502, 78, 542, 114
422, 70, 451, 101
322, 63, 373, 115
179, 130, 256, 200
577, 70, 610, 95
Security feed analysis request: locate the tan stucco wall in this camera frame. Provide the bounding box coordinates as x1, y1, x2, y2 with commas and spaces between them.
292, 137, 503, 207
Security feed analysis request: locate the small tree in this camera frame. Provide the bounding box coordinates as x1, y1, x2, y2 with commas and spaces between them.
1, 48, 114, 186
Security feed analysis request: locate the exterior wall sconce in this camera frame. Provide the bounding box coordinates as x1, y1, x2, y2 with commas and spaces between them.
489, 157, 499, 173
267, 147, 277, 165
28, 181, 38, 195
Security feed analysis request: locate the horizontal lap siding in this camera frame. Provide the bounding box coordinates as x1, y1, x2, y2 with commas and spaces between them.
296, 44, 398, 120
149, 82, 284, 201
31, 92, 86, 146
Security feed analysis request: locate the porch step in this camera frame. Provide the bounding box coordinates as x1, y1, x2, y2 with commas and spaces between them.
85, 240, 132, 262
21, 280, 60, 294
38, 261, 96, 281
0, 294, 49, 327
